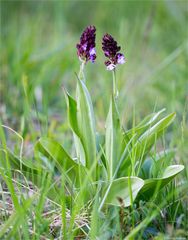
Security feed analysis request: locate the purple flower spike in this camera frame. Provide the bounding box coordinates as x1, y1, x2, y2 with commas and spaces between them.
102, 33, 126, 70
76, 25, 96, 63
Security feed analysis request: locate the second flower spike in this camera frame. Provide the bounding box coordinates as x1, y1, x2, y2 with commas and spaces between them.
102, 33, 126, 70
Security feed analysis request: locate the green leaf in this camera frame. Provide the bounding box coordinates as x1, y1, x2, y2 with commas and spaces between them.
139, 149, 175, 179
104, 177, 144, 207
137, 112, 176, 148
105, 96, 123, 179
121, 112, 176, 173
66, 92, 79, 136
35, 137, 81, 185
76, 79, 96, 177
124, 108, 166, 142
135, 112, 176, 170
138, 165, 184, 199
65, 92, 86, 166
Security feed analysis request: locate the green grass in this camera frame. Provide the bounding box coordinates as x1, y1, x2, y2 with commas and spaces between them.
0, 1, 188, 239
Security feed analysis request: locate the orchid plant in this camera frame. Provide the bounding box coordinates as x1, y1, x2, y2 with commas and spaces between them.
4, 26, 184, 210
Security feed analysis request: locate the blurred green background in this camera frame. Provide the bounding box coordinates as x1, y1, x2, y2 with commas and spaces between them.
0, 0, 187, 139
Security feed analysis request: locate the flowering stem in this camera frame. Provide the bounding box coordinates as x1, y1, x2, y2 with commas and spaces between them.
112, 69, 118, 98
79, 61, 86, 82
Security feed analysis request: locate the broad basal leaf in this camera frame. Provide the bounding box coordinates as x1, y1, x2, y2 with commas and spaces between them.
138, 165, 184, 199
104, 177, 144, 207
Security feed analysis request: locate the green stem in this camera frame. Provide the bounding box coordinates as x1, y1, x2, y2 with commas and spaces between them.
112, 69, 118, 98
78, 61, 86, 82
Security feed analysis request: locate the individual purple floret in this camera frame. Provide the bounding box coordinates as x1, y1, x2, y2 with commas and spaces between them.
102, 33, 126, 70
76, 25, 96, 63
